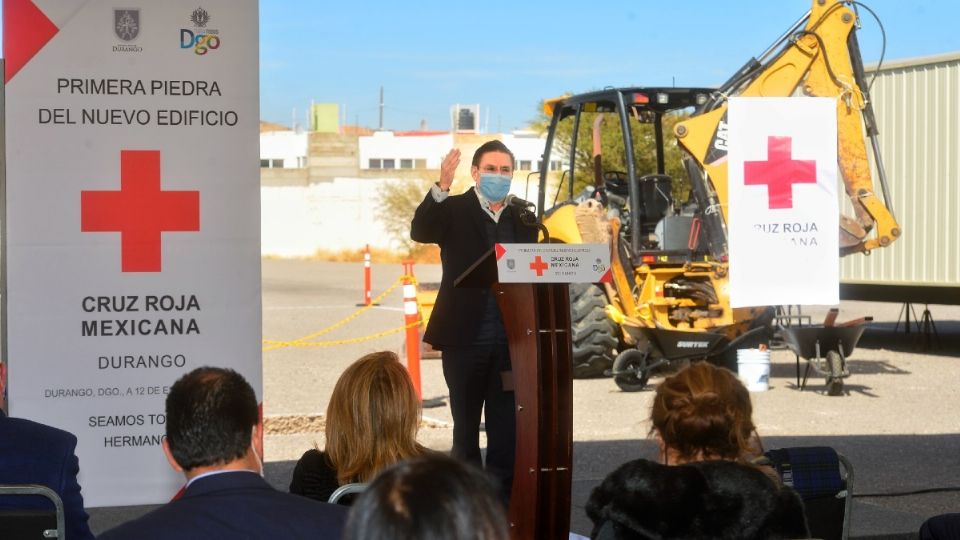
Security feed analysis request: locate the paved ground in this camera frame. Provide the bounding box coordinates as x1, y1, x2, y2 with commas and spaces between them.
89, 260, 960, 538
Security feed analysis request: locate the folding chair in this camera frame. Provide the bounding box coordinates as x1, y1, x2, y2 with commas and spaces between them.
763, 447, 853, 540
0, 484, 65, 539
327, 482, 368, 505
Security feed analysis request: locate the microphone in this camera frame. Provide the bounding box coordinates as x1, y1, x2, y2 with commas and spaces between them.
505, 194, 536, 210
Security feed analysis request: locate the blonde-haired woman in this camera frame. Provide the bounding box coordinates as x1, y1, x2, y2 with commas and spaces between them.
290, 351, 429, 503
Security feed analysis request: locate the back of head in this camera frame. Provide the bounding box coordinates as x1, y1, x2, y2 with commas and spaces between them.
650, 363, 756, 463
165, 367, 258, 470
343, 455, 508, 540
325, 351, 422, 483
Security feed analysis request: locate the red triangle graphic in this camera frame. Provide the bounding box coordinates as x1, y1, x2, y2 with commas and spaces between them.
4, 0, 59, 83
599, 269, 612, 283
494, 243, 506, 260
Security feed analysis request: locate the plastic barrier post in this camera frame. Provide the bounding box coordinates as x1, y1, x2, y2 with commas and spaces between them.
402, 260, 422, 399
362, 244, 372, 306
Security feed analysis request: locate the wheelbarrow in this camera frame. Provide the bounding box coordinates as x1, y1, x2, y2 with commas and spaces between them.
778, 310, 871, 396
609, 324, 771, 392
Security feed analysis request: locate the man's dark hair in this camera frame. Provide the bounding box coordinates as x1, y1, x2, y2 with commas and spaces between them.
471, 140, 515, 169
165, 367, 259, 470
343, 455, 508, 540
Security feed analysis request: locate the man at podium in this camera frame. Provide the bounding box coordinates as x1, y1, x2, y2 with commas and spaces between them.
410, 140, 538, 500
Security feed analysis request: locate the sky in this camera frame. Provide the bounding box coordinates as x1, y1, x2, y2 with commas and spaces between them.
257, 0, 960, 132
3, 1, 959, 132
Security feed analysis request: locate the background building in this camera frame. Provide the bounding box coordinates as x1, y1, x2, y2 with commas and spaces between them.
259, 123, 555, 257
840, 52, 960, 304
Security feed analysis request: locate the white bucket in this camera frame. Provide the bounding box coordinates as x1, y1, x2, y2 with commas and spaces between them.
737, 348, 771, 392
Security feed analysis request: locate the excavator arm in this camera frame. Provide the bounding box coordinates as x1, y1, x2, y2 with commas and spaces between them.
674, 0, 900, 256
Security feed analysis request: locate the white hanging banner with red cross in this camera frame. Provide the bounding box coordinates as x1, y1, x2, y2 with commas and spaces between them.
727, 97, 839, 308
3, 0, 260, 506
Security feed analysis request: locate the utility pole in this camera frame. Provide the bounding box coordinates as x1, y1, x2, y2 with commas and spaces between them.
379, 85, 384, 131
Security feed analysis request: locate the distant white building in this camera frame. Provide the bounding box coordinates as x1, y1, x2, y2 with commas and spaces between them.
259, 128, 558, 257
259, 130, 307, 169
357, 129, 554, 173
502, 130, 561, 173
358, 131, 452, 170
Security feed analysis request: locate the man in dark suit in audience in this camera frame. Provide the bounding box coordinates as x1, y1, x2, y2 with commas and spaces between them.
100, 366, 347, 539
0, 361, 95, 540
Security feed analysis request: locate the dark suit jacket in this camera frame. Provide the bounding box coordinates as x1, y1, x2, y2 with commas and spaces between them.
0, 411, 94, 540
99, 470, 347, 540
411, 186, 538, 349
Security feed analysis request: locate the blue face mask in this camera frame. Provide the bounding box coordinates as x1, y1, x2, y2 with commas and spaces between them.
477, 173, 512, 202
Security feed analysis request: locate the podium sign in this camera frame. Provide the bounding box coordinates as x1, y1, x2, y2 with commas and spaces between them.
494, 243, 611, 283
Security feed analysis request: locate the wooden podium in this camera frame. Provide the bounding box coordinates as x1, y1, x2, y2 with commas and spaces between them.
455, 248, 573, 539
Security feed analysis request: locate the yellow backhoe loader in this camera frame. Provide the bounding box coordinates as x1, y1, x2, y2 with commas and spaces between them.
538, 0, 899, 391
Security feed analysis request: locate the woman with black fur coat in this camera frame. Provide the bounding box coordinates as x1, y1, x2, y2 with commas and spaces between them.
586, 363, 810, 539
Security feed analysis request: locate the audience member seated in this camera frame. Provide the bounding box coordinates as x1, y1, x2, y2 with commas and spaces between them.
99, 366, 347, 539
586, 362, 810, 539
290, 351, 430, 503
0, 360, 94, 540
343, 454, 508, 540
921, 513, 960, 540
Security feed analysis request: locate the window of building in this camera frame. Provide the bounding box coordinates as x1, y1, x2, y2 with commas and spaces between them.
260, 159, 270, 168
518, 160, 532, 171
272, 159, 284, 168
382, 159, 396, 169
400, 159, 413, 169
550, 160, 562, 171
369, 159, 382, 169
296, 156, 307, 168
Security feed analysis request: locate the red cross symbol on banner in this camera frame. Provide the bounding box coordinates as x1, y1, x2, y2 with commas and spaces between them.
743, 136, 817, 209
81, 150, 200, 272
529, 255, 549, 277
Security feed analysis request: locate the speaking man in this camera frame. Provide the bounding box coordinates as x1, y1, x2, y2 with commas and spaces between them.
410, 140, 538, 500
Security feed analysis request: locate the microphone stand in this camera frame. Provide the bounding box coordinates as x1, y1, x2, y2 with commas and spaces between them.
519, 208, 550, 243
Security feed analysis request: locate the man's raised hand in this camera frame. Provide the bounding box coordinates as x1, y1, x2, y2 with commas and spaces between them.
439, 148, 461, 191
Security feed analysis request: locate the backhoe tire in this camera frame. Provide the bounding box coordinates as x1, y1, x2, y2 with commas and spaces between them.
569, 283, 618, 378
825, 351, 844, 396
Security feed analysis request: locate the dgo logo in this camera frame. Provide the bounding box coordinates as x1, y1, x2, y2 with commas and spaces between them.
180, 7, 221, 56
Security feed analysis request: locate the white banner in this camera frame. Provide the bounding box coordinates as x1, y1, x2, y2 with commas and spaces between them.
727, 97, 839, 307
3, 0, 260, 506
495, 243, 611, 283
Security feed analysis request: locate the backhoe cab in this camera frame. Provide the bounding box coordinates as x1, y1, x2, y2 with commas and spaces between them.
538, 88, 770, 384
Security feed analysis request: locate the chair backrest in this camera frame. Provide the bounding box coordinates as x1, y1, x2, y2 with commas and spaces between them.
763, 447, 854, 540
0, 484, 65, 539
327, 482, 368, 505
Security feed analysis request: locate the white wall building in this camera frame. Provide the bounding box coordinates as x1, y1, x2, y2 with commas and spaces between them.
259, 130, 307, 169
259, 129, 555, 257
358, 131, 452, 170
261, 177, 407, 257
